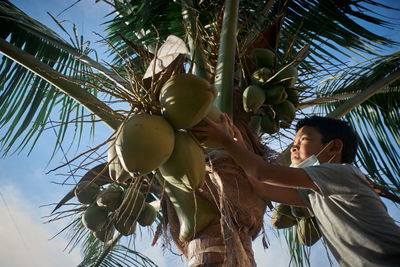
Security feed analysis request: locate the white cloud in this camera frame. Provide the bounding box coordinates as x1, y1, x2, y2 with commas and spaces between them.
0, 185, 81, 267
0, 183, 187, 267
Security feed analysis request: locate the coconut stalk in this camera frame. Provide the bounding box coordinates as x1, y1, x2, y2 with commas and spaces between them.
181, 0, 210, 80
214, 0, 240, 117
0, 37, 122, 131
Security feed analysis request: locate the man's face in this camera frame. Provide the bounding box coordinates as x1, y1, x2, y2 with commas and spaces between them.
291, 126, 325, 166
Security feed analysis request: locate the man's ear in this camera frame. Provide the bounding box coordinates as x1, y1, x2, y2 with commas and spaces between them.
330, 139, 343, 159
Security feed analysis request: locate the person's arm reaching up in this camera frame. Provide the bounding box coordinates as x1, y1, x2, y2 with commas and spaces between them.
192, 114, 318, 192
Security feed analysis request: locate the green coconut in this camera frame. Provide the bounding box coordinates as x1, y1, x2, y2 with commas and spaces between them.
260, 113, 280, 134
114, 188, 143, 236
137, 202, 158, 226
159, 131, 205, 192
159, 73, 217, 129
286, 88, 300, 107
74, 181, 100, 205
271, 204, 297, 229
296, 217, 322, 246
274, 65, 298, 87
249, 48, 275, 68
251, 67, 273, 86
115, 214, 137, 236
158, 176, 220, 242
242, 85, 266, 113
115, 114, 175, 176
108, 140, 131, 183
93, 224, 115, 243
279, 120, 292, 129
291, 206, 312, 219
249, 115, 262, 135
275, 100, 296, 123
264, 84, 288, 105
96, 184, 124, 212
82, 205, 109, 232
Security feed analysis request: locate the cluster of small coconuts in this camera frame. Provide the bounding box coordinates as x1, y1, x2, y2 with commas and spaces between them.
74, 179, 159, 241
75, 73, 226, 242
243, 48, 300, 134
270, 204, 322, 246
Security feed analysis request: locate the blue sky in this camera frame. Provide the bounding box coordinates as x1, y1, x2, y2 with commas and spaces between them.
0, 0, 399, 266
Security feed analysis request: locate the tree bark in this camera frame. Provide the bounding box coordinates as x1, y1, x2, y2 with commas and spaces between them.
162, 87, 275, 266
164, 147, 270, 266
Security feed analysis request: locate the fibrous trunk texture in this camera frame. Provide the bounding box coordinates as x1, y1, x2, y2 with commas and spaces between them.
165, 149, 270, 267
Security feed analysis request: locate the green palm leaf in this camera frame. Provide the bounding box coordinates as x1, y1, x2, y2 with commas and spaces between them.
315, 52, 400, 194
0, 0, 124, 155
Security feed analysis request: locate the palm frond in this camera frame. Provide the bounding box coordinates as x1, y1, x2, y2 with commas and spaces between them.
282, 227, 311, 267
280, 0, 398, 67
104, 0, 399, 83
104, 0, 184, 61
315, 52, 400, 195
0, 0, 118, 155
86, 244, 158, 267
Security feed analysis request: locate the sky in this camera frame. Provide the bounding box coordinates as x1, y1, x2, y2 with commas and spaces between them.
1, 0, 400, 267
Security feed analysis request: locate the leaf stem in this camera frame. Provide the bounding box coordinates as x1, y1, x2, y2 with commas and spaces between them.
214, 0, 240, 118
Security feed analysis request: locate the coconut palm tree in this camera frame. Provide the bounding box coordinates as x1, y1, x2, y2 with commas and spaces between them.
1, 0, 399, 266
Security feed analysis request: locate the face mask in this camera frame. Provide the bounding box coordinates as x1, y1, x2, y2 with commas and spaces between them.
292, 140, 335, 168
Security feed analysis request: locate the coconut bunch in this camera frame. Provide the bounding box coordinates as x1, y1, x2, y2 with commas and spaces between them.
105, 72, 224, 242
74, 178, 159, 242
68, 35, 226, 243
270, 204, 321, 246
108, 73, 220, 189
243, 48, 300, 134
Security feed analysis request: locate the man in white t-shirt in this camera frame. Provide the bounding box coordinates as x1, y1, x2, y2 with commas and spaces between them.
193, 114, 400, 266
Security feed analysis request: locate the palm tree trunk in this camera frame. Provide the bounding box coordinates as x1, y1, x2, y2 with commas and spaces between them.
166, 147, 269, 267
186, 226, 255, 267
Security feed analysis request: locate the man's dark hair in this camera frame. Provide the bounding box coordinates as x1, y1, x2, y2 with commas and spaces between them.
295, 116, 359, 163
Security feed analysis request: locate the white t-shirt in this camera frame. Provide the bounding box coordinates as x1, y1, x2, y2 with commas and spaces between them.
297, 163, 400, 267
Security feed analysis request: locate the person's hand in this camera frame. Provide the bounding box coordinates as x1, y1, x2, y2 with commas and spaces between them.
192, 113, 235, 147
226, 115, 246, 148
192, 113, 248, 149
